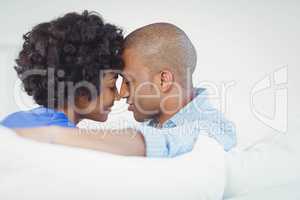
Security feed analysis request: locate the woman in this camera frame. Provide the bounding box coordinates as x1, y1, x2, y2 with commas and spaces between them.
1, 10, 123, 128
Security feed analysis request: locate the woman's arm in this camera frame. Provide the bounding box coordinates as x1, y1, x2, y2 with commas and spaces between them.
14, 126, 146, 156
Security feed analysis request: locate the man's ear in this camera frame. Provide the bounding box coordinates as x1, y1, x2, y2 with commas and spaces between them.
159, 70, 174, 92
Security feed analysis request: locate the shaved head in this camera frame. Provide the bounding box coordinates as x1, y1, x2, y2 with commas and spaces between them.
124, 23, 197, 85
120, 23, 197, 122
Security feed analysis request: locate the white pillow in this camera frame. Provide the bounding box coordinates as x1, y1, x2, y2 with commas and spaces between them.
0, 126, 225, 200
224, 130, 300, 198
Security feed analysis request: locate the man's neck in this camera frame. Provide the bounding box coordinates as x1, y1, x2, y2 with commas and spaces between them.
156, 87, 195, 126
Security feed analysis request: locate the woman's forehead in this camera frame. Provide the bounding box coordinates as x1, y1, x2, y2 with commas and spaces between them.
103, 72, 118, 79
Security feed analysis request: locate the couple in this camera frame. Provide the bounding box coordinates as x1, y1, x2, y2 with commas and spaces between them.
1, 10, 236, 157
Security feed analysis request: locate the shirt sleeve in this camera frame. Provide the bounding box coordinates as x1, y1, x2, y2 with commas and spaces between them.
209, 119, 237, 151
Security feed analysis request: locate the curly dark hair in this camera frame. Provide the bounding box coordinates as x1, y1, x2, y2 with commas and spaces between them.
15, 10, 123, 108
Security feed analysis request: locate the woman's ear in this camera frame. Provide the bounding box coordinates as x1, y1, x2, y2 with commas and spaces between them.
160, 70, 174, 92
75, 92, 90, 109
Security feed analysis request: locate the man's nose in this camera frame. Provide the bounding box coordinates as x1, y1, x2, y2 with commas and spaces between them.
119, 81, 130, 99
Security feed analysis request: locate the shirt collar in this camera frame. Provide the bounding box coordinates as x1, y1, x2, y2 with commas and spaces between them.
146, 87, 207, 128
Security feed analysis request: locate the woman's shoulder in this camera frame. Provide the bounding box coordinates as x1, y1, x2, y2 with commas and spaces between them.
0, 108, 39, 128
0, 107, 75, 128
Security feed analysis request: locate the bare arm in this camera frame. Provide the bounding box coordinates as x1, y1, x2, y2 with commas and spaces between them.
14, 126, 146, 156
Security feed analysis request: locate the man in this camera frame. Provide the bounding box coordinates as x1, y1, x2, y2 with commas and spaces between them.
15, 23, 236, 157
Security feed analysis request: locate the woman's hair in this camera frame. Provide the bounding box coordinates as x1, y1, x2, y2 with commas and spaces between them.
15, 10, 123, 108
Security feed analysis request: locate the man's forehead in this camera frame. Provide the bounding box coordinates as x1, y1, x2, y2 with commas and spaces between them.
121, 48, 151, 78
122, 48, 145, 67
120, 69, 134, 80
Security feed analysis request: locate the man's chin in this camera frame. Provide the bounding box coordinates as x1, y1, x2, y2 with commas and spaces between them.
133, 112, 151, 123
97, 114, 108, 122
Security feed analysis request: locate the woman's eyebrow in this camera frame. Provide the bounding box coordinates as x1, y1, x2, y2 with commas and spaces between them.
106, 73, 118, 81
109, 76, 118, 82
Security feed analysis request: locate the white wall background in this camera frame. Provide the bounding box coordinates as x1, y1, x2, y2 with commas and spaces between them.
0, 0, 299, 147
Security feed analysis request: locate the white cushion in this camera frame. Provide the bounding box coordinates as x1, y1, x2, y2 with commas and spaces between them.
0, 127, 225, 200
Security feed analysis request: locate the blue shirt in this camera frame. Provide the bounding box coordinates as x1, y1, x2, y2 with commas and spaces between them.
137, 88, 237, 157
0, 107, 76, 128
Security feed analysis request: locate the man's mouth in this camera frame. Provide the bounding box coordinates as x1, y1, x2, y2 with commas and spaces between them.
128, 104, 134, 111
104, 105, 113, 112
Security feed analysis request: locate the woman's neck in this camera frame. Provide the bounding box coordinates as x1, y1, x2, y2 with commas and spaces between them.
57, 106, 80, 124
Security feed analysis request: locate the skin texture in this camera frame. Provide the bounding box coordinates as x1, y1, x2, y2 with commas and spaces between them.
120, 49, 161, 122
120, 48, 194, 125
15, 126, 145, 156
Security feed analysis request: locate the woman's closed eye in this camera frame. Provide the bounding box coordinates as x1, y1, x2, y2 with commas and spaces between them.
109, 83, 118, 91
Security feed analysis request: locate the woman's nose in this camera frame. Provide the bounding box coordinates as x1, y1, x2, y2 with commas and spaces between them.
114, 90, 121, 101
